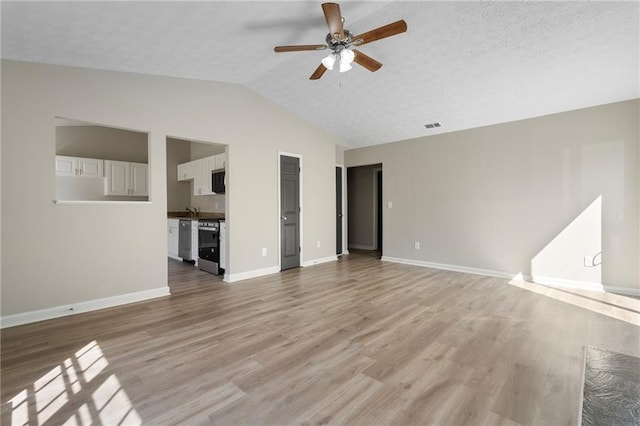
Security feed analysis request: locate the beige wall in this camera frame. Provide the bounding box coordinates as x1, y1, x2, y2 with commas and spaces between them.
56, 125, 148, 162
1, 59, 340, 316
166, 138, 191, 211
346, 100, 639, 291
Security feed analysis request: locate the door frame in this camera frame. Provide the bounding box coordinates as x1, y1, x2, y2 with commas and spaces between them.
373, 166, 382, 252
278, 151, 303, 270
336, 164, 348, 255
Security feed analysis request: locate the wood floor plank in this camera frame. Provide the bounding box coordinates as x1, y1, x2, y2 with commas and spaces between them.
1, 254, 639, 425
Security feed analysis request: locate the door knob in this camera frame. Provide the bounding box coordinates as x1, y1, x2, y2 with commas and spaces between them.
281, 216, 287, 221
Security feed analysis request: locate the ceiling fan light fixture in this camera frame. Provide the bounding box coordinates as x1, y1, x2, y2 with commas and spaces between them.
340, 48, 355, 65
339, 61, 352, 73
321, 53, 337, 70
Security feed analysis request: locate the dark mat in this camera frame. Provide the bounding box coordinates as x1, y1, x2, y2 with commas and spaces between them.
580, 346, 640, 426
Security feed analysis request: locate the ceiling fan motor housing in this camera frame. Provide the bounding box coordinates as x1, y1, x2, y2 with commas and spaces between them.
326, 30, 353, 53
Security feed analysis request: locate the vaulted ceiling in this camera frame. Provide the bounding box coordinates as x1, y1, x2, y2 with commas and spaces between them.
2, 1, 638, 148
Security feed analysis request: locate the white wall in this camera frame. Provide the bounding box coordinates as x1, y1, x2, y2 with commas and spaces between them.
346, 100, 639, 292
1, 60, 340, 317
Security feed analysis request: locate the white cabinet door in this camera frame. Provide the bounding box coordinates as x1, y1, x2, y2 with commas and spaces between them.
105, 160, 129, 196
79, 158, 104, 178
167, 219, 180, 259
215, 153, 226, 170
55, 156, 79, 176
219, 221, 226, 270
130, 162, 148, 196
192, 159, 205, 196
178, 162, 196, 182
201, 156, 216, 196
105, 160, 147, 196
191, 220, 199, 266
56, 156, 104, 177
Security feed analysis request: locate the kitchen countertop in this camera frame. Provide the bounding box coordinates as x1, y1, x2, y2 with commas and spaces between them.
167, 212, 225, 220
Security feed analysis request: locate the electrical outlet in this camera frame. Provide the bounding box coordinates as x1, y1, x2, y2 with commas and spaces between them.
415, 241, 420, 250
584, 256, 592, 267
317, 240, 321, 248
262, 248, 267, 256
215, 202, 219, 210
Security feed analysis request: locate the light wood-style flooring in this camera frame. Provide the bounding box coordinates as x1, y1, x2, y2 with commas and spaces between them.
2, 254, 639, 425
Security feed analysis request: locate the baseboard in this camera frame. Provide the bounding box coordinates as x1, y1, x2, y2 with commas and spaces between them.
531, 275, 604, 292
604, 286, 640, 297
381, 256, 513, 279
302, 256, 338, 267
1, 286, 170, 329
381, 256, 618, 294
225, 266, 279, 283
348, 244, 376, 250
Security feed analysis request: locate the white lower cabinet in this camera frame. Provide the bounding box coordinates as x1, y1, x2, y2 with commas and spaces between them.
219, 220, 226, 271
105, 160, 148, 196
167, 219, 180, 260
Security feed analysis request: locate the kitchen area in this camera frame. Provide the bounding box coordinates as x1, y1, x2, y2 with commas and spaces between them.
166, 137, 227, 280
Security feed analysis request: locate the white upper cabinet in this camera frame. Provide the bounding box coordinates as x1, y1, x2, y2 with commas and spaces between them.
55, 156, 103, 177
215, 153, 226, 170
177, 162, 196, 182
178, 153, 226, 196
105, 160, 148, 196
130, 162, 149, 196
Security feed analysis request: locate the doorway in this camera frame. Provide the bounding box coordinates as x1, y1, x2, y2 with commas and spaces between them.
336, 165, 344, 255
347, 163, 382, 258
280, 154, 301, 270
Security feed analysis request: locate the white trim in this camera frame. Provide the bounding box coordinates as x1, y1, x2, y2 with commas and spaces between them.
381, 256, 619, 293
225, 266, 280, 283
1, 287, 170, 329
381, 256, 513, 279
531, 275, 604, 292
372, 167, 382, 251
278, 152, 303, 271
349, 244, 377, 251
603, 286, 640, 297
577, 346, 588, 426
54, 200, 152, 205
336, 163, 347, 255
302, 256, 338, 267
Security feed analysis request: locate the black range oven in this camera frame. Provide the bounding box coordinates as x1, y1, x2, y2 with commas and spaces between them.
198, 219, 222, 275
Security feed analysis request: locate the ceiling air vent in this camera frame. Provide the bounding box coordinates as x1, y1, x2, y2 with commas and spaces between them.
424, 122, 441, 129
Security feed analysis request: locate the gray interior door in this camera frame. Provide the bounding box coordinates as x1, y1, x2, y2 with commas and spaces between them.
280, 155, 300, 270
336, 166, 343, 255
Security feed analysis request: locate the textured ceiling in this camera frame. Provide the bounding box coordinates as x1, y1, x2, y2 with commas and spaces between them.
2, 1, 638, 148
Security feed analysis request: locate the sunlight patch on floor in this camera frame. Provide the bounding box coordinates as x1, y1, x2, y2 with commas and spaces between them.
509, 274, 640, 326
7, 340, 141, 425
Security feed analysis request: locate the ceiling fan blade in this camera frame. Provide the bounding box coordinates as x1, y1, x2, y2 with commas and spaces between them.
352, 20, 407, 46
353, 49, 382, 72
310, 63, 328, 80
274, 44, 327, 53
322, 3, 344, 40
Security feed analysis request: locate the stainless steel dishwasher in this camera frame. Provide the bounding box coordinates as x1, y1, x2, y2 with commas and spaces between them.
178, 219, 193, 262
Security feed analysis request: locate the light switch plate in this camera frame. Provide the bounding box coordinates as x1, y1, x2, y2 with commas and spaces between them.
388, 201, 393, 209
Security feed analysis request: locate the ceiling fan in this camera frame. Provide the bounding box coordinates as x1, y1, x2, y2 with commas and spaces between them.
274, 2, 407, 80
